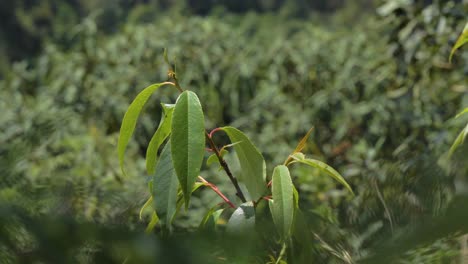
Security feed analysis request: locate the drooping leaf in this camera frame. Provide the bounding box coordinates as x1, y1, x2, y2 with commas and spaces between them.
455, 108, 468, 119
269, 165, 294, 239
449, 123, 468, 156
171, 91, 205, 209
153, 142, 179, 227
146, 103, 175, 175
221, 127, 267, 201
118, 82, 172, 176
289, 153, 354, 195
449, 22, 468, 63
139, 196, 153, 220
226, 201, 256, 235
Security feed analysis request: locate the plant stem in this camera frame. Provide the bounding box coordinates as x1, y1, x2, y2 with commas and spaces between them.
205, 132, 247, 203
198, 176, 235, 208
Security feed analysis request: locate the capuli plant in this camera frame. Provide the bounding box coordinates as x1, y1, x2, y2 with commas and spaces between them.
118, 51, 354, 262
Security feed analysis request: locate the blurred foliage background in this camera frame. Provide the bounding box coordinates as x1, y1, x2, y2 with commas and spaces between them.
0, 0, 467, 263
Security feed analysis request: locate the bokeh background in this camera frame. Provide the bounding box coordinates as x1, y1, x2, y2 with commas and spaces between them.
0, 0, 467, 263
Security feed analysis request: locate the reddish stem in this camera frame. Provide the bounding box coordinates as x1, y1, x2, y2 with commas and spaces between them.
198, 176, 236, 208
209, 127, 223, 139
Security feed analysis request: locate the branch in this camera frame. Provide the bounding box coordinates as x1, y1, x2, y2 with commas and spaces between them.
198, 176, 235, 208
205, 131, 247, 203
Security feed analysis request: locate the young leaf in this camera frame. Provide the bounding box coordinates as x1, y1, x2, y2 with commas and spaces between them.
449, 22, 468, 63
139, 196, 153, 220
269, 165, 294, 239
289, 153, 354, 195
118, 82, 172, 176
146, 103, 175, 175
221, 126, 267, 201
171, 91, 205, 208
206, 149, 227, 167
226, 201, 256, 235
153, 142, 179, 227
284, 127, 314, 165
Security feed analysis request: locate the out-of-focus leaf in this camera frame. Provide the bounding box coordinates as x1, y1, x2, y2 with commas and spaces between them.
449, 123, 468, 156
222, 126, 267, 201
199, 206, 224, 231
146, 103, 175, 175
449, 22, 468, 62
455, 108, 468, 119
139, 196, 153, 220
269, 165, 294, 239
153, 142, 179, 227
284, 127, 313, 165
118, 82, 172, 176
226, 201, 256, 235
289, 153, 354, 195
171, 91, 205, 209
145, 212, 159, 233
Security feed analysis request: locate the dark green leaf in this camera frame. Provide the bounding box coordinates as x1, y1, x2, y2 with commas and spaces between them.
153, 143, 179, 227
171, 91, 205, 209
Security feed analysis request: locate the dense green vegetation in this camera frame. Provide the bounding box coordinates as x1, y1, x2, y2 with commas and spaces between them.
0, 0, 467, 263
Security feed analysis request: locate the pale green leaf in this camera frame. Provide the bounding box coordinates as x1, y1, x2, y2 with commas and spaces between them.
226, 201, 256, 235
171, 91, 205, 209
139, 196, 153, 220
449, 123, 468, 156
118, 82, 172, 176
269, 165, 294, 239
455, 108, 468, 119
290, 153, 354, 195
449, 22, 468, 63
146, 103, 175, 175
153, 142, 179, 227
222, 127, 267, 200
206, 149, 227, 167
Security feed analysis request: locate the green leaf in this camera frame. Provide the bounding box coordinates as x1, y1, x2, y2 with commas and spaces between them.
289, 153, 354, 195
449, 22, 468, 63
226, 201, 256, 235
455, 108, 468, 119
449, 123, 468, 157
153, 142, 179, 227
171, 91, 205, 209
118, 82, 172, 176
172, 182, 205, 223
145, 212, 159, 233
221, 127, 267, 201
146, 103, 175, 175
269, 165, 294, 239
199, 206, 224, 231
139, 196, 153, 220
206, 149, 227, 167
